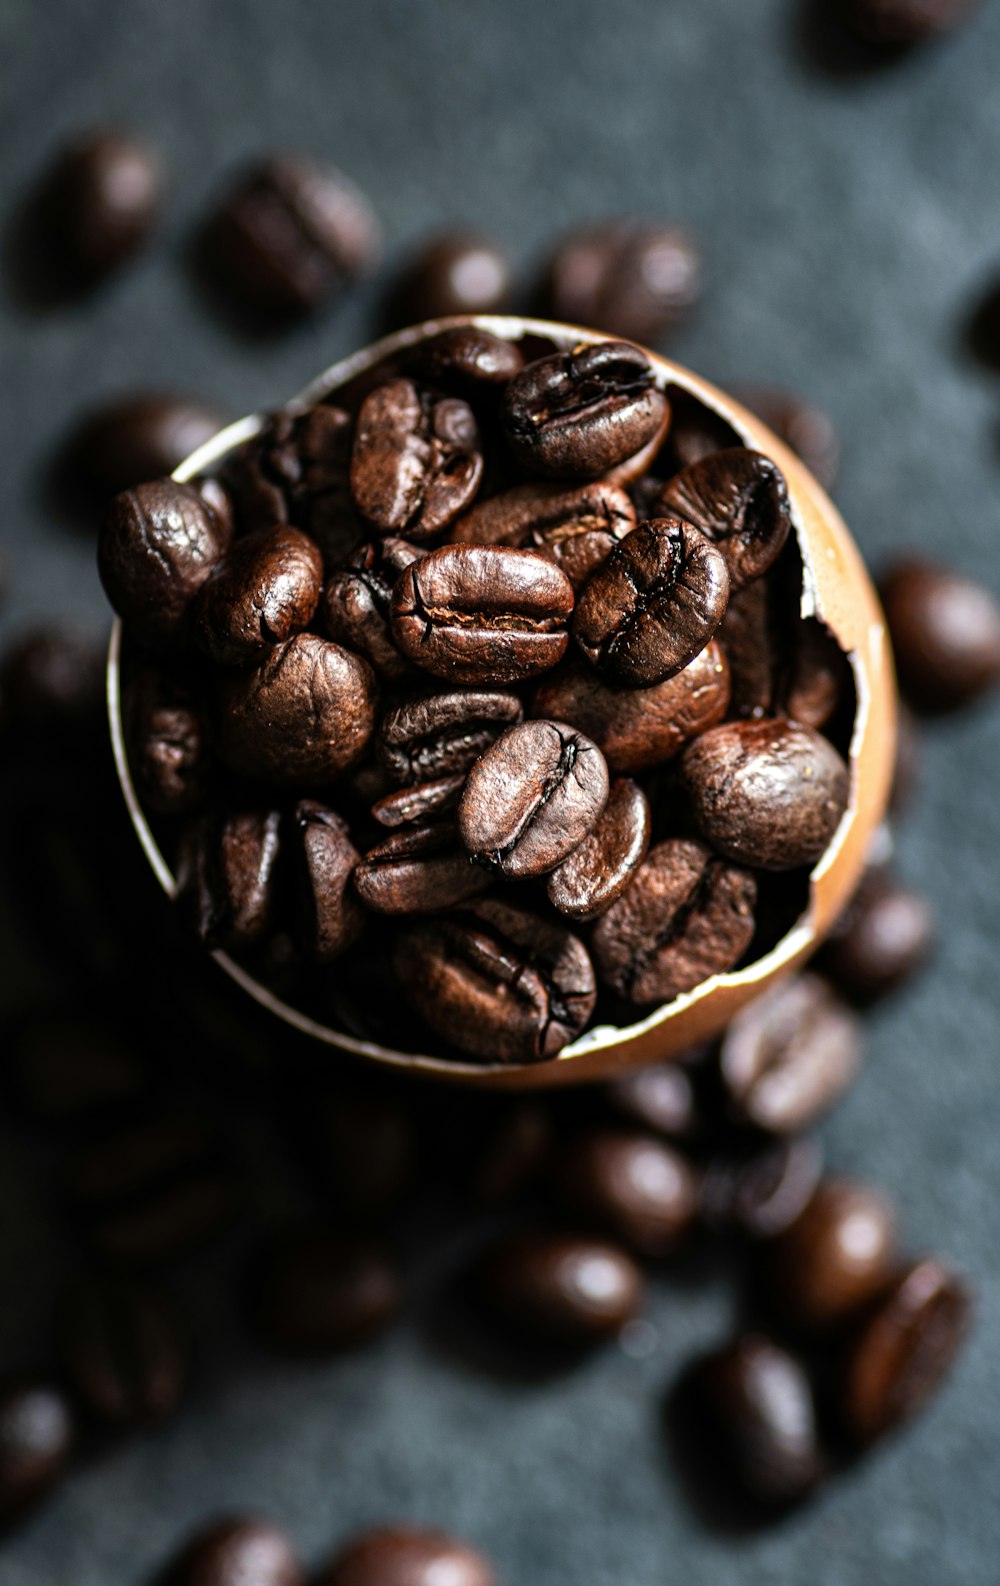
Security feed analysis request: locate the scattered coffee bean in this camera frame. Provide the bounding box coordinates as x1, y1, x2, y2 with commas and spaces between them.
470, 1102, 553, 1207
291, 801, 365, 962
299, 1089, 417, 1216
319, 1527, 495, 1586
550, 1130, 699, 1257
61, 1112, 217, 1209
124, 666, 210, 815
177, 809, 281, 951
56, 1273, 188, 1427
250, 1228, 401, 1354
657, 449, 791, 592
477, 1230, 643, 1345
837, 0, 980, 45
546, 776, 650, 920
194, 526, 324, 666
33, 127, 161, 284
387, 232, 511, 324
99, 480, 233, 648
818, 872, 934, 1005
377, 689, 523, 783
701, 1136, 825, 1241
351, 380, 483, 540
763, 1179, 897, 1331
406, 326, 524, 390
733, 386, 839, 494
62, 394, 226, 499
164, 1516, 304, 1586
879, 557, 1000, 713
355, 821, 491, 912
371, 774, 465, 827
681, 719, 850, 871
90, 1173, 239, 1267
0, 1379, 75, 1527
718, 975, 862, 1135
541, 220, 702, 345
323, 538, 423, 681
502, 342, 668, 478
0, 627, 103, 731
4, 1008, 146, 1124
450, 480, 636, 590
604, 1056, 705, 1141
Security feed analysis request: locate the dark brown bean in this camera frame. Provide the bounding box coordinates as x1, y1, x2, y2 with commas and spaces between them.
62, 393, 226, 498
604, 1057, 705, 1141
818, 872, 934, 1005
90, 1174, 238, 1267
177, 809, 281, 950
470, 1102, 554, 1207
0, 1379, 75, 1526
377, 689, 523, 783
34, 127, 161, 283
291, 801, 365, 962
458, 720, 609, 879
763, 1179, 897, 1331
351, 379, 483, 541
99, 479, 233, 647
450, 480, 636, 590
406, 326, 524, 389
299, 1089, 417, 1216
838, 0, 980, 45
733, 386, 840, 493
371, 774, 466, 827
573, 518, 730, 686
541, 220, 702, 345
194, 525, 324, 666
502, 341, 668, 478
0, 626, 103, 730
531, 642, 730, 773
591, 839, 757, 1005
879, 557, 1000, 713
354, 822, 491, 912
701, 1136, 825, 1240
61, 1112, 217, 1208
56, 1273, 188, 1427
387, 231, 511, 323
661, 386, 744, 472
391, 544, 574, 685
546, 777, 650, 919
318, 1527, 495, 1586
5, 1009, 146, 1125
250, 1228, 401, 1354
164, 1516, 304, 1586
124, 666, 210, 815
681, 719, 851, 871
221, 405, 362, 565
780, 618, 853, 731
656, 449, 791, 591
476, 1230, 643, 1345
322, 537, 423, 681
550, 1130, 698, 1257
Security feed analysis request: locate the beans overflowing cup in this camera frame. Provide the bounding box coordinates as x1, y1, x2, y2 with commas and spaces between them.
103, 318, 894, 1084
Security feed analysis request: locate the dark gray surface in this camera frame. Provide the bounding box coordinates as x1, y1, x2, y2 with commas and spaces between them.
2, 1, 999, 1581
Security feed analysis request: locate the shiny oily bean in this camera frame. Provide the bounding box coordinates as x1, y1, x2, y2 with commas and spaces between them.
393, 898, 596, 1064
0, 1380, 75, 1526
391, 544, 573, 685
502, 340, 668, 478
682, 718, 851, 872
458, 720, 609, 879
541, 220, 702, 345
177, 810, 281, 951
222, 404, 361, 563
251, 1228, 402, 1354
124, 666, 209, 815
546, 777, 650, 920
35, 128, 161, 283
551, 1130, 699, 1258
323, 537, 423, 681
292, 801, 364, 962
56, 1273, 187, 1428
449, 480, 636, 590
657, 449, 791, 591
719, 974, 862, 1135
591, 838, 757, 1006
406, 325, 524, 389
763, 1179, 897, 1332
194, 525, 324, 666
604, 1057, 705, 1141
319, 1527, 495, 1586
354, 821, 491, 913
531, 642, 730, 774
164, 1516, 304, 1586
477, 1230, 643, 1345
387, 231, 511, 323
573, 517, 730, 686
878, 557, 1000, 714
64, 393, 226, 498
371, 773, 465, 828
378, 688, 523, 783
701, 1136, 825, 1241
351, 379, 483, 540
99, 479, 233, 647
818, 872, 934, 1005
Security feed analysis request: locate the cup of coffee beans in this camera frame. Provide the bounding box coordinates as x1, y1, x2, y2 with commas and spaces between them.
101, 317, 895, 1084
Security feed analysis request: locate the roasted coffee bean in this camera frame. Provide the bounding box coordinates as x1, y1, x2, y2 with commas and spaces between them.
177, 809, 281, 950
323, 538, 423, 681
291, 801, 364, 962
99, 480, 233, 647
550, 1130, 698, 1257
470, 1102, 553, 1207
406, 326, 524, 390
393, 898, 596, 1063
715, 577, 782, 721
531, 642, 729, 773
164, 1516, 304, 1586
476, 1230, 643, 1345
837, 0, 980, 45
222, 405, 362, 564
763, 1179, 897, 1331
250, 1228, 401, 1354
0, 626, 104, 732
681, 719, 850, 871
450, 480, 636, 590
216, 634, 378, 784
391, 545, 574, 685
204, 156, 379, 317
733, 386, 840, 494
701, 1136, 824, 1241
541, 220, 702, 345
502, 341, 668, 478
61, 1112, 217, 1209
879, 557, 1000, 713
351, 380, 483, 541
377, 689, 523, 783
124, 666, 210, 815
458, 720, 609, 879
573, 518, 730, 686
683, 1337, 825, 1506
301, 1089, 417, 1216
62, 394, 226, 499
780, 618, 852, 731
90, 1173, 238, 1266
319, 1527, 495, 1586
56, 1273, 188, 1427
194, 525, 324, 666
657, 449, 791, 591
546, 777, 650, 919
818, 872, 934, 1005
718, 975, 861, 1135
604, 1057, 705, 1140
355, 821, 491, 912
371, 774, 465, 827
34, 127, 161, 283
839, 1258, 972, 1446
387, 231, 511, 323
0, 1379, 75, 1526
661, 386, 744, 472
591, 839, 757, 1006
5, 1009, 146, 1124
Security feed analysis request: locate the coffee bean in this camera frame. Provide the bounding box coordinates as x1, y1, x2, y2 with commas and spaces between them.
391, 545, 574, 685
217, 634, 378, 785
0, 1379, 75, 1526
62, 394, 226, 499
99, 479, 233, 648
837, 0, 980, 45
319, 1527, 494, 1586
393, 898, 596, 1063
56, 1273, 188, 1427
476, 1230, 643, 1345
780, 618, 852, 731
604, 1056, 705, 1141
124, 666, 210, 815
541, 220, 702, 345
371, 774, 465, 828
657, 449, 791, 591
0, 626, 105, 734
550, 1130, 698, 1257
377, 689, 523, 783
763, 1179, 897, 1331
204, 156, 379, 317
5, 1008, 146, 1125
290, 801, 364, 962
818, 872, 934, 1005
351, 380, 483, 541
250, 1227, 401, 1354
61, 1112, 218, 1209
502, 341, 668, 478
733, 386, 840, 494
470, 1102, 553, 1207
387, 232, 510, 323
661, 386, 743, 473
681, 719, 850, 871
715, 577, 782, 721
458, 719, 609, 879
718, 974, 861, 1135
323, 538, 423, 681
683, 1336, 825, 1506
299, 1089, 417, 1216
164, 1516, 304, 1586
591, 839, 757, 1005
194, 526, 324, 666
531, 642, 730, 773
222, 406, 362, 565
546, 777, 650, 920
450, 480, 636, 590
573, 518, 730, 686
90, 1174, 238, 1267
701, 1136, 824, 1241
879, 557, 1000, 713
177, 809, 281, 950
839, 1258, 972, 1445
34, 127, 161, 283
355, 821, 491, 912
406, 326, 524, 390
